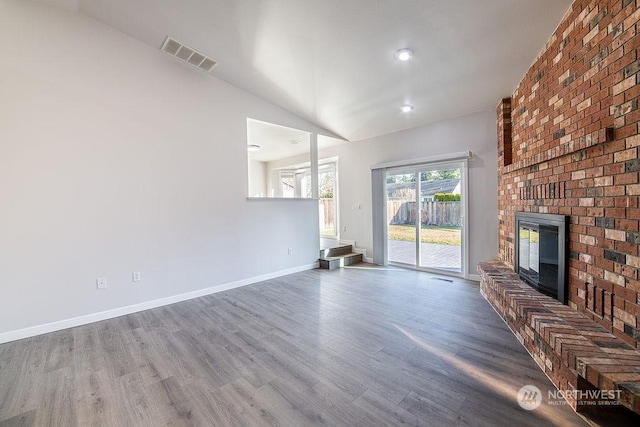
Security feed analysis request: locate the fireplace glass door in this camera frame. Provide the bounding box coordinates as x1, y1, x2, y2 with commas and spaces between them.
518, 221, 560, 299
518, 222, 539, 283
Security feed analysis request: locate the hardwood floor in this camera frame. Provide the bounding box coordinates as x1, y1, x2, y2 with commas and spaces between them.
0, 265, 588, 426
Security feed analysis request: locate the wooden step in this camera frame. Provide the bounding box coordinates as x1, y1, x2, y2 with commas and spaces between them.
319, 245, 353, 258
319, 252, 363, 270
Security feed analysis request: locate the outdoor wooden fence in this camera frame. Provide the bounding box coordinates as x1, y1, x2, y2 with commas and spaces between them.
388, 201, 461, 226
319, 199, 460, 229
319, 198, 335, 231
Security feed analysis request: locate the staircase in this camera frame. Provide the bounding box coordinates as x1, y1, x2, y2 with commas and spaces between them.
318, 245, 363, 270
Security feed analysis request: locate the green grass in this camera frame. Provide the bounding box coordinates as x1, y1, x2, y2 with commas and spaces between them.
388, 224, 461, 246
320, 228, 335, 236
519, 228, 539, 243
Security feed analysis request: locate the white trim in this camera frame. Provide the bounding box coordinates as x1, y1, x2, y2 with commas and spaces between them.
370, 151, 472, 170
468, 274, 481, 282
351, 246, 368, 261
310, 133, 319, 199
461, 158, 470, 280
0, 263, 318, 345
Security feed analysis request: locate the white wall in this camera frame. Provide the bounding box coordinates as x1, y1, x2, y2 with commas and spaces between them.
247, 159, 267, 197
319, 109, 498, 275
0, 0, 328, 338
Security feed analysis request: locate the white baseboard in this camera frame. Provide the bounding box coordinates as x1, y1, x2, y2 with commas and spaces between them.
468, 273, 481, 282
351, 247, 372, 264
0, 262, 318, 345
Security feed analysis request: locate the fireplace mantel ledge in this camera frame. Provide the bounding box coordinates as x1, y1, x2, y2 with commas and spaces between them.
502, 127, 614, 174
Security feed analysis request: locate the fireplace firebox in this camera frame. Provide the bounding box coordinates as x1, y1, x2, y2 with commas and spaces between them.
514, 212, 569, 304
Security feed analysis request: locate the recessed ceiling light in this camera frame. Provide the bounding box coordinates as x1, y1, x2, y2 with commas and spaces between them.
247, 144, 261, 152
395, 48, 414, 61
401, 105, 414, 113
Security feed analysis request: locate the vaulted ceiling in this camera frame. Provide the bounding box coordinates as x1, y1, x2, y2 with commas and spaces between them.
45, 0, 573, 141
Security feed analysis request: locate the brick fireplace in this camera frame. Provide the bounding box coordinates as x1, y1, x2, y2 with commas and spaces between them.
481, 0, 640, 416
497, 0, 640, 348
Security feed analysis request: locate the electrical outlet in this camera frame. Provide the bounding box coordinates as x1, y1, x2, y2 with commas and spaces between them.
288, 248, 293, 255
96, 277, 107, 290
132, 272, 141, 282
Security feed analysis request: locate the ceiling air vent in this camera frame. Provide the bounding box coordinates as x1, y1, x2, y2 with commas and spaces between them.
160, 36, 217, 72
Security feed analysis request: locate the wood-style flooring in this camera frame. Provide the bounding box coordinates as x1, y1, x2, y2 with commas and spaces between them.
0, 265, 587, 426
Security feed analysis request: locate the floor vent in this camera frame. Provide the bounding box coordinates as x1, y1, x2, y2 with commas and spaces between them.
432, 277, 454, 283
160, 36, 217, 72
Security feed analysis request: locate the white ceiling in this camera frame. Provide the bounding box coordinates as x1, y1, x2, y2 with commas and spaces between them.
247, 119, 348, 163
48, 0, 572, 141
247, 119, 311, 163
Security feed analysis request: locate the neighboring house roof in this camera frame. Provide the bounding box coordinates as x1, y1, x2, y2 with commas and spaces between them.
387, 178, 460, 199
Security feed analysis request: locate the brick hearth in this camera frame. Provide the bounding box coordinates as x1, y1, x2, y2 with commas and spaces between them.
479, 260, 640, 414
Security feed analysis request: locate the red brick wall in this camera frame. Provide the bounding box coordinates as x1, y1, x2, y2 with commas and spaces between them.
497, 0, 640, 347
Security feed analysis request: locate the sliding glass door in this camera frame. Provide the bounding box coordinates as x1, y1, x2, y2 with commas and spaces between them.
386, 170, 417, 265
386, 162, 465, 275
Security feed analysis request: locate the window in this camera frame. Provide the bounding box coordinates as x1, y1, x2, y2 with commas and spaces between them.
318, 163, 337, 236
